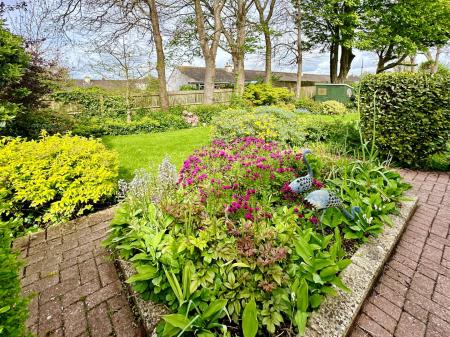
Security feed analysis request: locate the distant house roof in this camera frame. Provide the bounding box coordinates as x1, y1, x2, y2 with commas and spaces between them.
69, 78, 151, 90
175, 66, 358, 84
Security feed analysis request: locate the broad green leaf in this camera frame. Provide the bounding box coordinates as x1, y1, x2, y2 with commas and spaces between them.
320, 265, 340, 278
296, 278, 309, 312
202, 299, 227, 320
242, 299, 258, 337
162, 314, 191, 330
182, 261, 194, 300
164, 268, 184, 305
294, 237, 312, 265
294, 311, 309, 336
126, 265, 157, 283
310, 294, 323, 308
0, 306, 10, 314
332, 276, 350, 293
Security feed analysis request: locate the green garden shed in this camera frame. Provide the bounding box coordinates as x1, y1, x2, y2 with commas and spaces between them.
314, 83, 354, 104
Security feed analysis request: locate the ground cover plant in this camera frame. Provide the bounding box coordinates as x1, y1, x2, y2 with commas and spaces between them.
0, 133, 118, 235
105, 137, 409, 336
0, 219, 31, 337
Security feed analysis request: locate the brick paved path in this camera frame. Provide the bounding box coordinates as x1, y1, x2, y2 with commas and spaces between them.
350, 170, 450, 337
14, 208, 142, 337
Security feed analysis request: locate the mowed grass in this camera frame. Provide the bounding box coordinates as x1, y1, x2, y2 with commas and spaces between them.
102, 127, 212, 180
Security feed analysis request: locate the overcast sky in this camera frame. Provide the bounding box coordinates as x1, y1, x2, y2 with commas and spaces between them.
3, 0, 449, 80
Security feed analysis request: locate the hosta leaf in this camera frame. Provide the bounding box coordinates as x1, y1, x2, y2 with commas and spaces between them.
319, 265, 340, 278
310, 294, 323, 308
296, 278, 309, 312
126, 265, 157, 283
242, 299, 258, 337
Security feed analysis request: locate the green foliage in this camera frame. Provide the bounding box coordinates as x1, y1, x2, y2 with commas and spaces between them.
188, 104, 229, 124
179, 84, 198, 91
295, 98, 323, 114
3, 109, 74, 139
297, 113, 360, 149
359, 72, 450, 167
211, 106, 304, 146
51, 87, 128, 119
0, 134, 118, 233
242, 299, 258, 337
326, 160, 410, 240
419, 61, 450, 75
105, 138, 408, 336
0, 22, 30, 124
423, 145, 450, 171
0, 219, 31, 337
358, 0, 450, 72
320, 100, 347, 115
243, 84, 294, 106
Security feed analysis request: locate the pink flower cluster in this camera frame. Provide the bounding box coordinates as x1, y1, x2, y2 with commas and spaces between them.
178, 137, 326, 224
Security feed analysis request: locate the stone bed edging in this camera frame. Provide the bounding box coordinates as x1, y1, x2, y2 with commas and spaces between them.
115, 197, 418, 337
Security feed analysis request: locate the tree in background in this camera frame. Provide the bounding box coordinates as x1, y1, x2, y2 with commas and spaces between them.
254, 0, 277, 84
0, 21, 29, 125
88, 34, 152, 122
359, 0, 450, 73
194, 0, 225, 104
302, 0, 360, 83
57, 0, 171, 110
219, 0, 256, 95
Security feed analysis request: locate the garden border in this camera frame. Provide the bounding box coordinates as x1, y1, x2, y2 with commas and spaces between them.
114, 196, 418, 337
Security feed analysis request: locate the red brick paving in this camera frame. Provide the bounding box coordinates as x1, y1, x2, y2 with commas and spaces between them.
349, 170, 450, 337
13, 208, 141, 337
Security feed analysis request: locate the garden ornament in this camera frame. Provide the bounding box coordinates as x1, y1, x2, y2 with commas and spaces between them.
289, 149, 313, 193
305, 189, 362, 221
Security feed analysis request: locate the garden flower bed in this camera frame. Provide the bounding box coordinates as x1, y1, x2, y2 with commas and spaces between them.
105, 137, 411, 336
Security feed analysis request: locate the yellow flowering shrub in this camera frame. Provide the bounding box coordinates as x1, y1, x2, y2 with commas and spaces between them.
0, 133, 118, 228
211, 106, 304, 145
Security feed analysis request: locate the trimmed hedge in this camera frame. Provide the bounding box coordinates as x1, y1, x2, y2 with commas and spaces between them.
360, 72, 450, 166
0, 219, 31, 337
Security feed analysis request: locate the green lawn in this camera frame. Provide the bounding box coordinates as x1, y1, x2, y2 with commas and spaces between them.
102, 127, 212, 180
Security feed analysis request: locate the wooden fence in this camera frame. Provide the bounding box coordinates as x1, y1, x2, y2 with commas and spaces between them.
46, 86, 316, 114
131, 89, 234, 108
298, 86, 315, 98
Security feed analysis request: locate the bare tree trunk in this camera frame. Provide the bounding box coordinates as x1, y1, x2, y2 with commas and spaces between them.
294, 0, 302, 99
264, 33, 272, 84
204, 57, 216, 104
255, 0, 276, 85
147, 0, 169, 110
337, 46, 355, 83
330, 40, 339, 83
233, 52, 246, 95
125, 69, 132, 123
432, 47, 442, 74
233, 0, 247, 95
194, 0, 224, 104
410, 55, 417, 72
